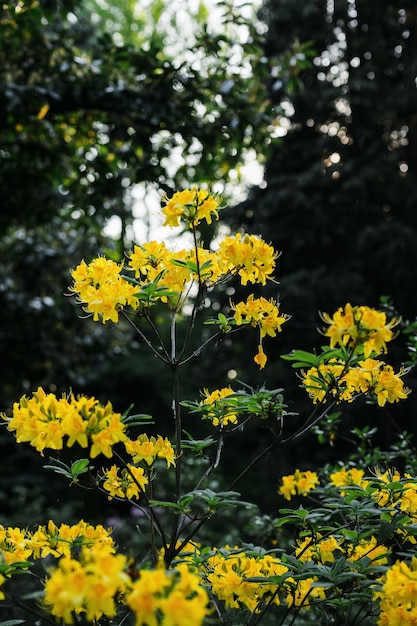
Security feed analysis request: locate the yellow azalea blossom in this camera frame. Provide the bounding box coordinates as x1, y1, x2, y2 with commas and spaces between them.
200, 387, 238, 426
0, 525, 32, 565
375, 557, 417, 625
302, 358, 409, 406
43, 545, 130, 623
320, 303, 400, 357
161, 187, 221, 228
204, 548, 288, 612
126, 565, 209, 626
217, 232, 278, 285
102, 464, 148, 500
296, 534, 341, 564
330, 466, 368, 494
127, 242, 224, 304
28, 520, 115, 560
232, 294, 288, 368
254, 344, 267, 369
279, 469, 320, 500
1, 387, 126, 459
285, 576, 326, 610
70, 257, 139, 323
348, 535, 388, 565
125, 434, 176, 468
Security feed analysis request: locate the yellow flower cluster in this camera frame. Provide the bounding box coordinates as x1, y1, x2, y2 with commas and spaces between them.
232, 294, 289, 368
102, 435, 176, 500
126, 563, 209, 626
329, 466, 368, 493
203, 547, 327, 613
70, 256, 139, 323
200, 387, 238, 427
1, 387, 126, 457
329, 466, 417, 543
217, 233, 278, 286
71, 238, 279, 326
2, 520, 208, 626
162, 187, 221, 228
321, 303, 400, 357
44, 543, 130, 623
0, 520, 114, 566
128, 241, 224, 300
296, 533, 388, 567
278, 468, 320, 500
125, 434, 176, 468
302, 358, 409, 406
375, 557, 417, 626
204, 548, 289, 612
102, 464, 149, 500
281, 465, 417, 531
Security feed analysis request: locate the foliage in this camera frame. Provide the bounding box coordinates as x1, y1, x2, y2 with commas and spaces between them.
0, 187, 416, 625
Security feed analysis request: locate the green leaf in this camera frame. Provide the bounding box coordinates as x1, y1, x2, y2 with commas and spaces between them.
281, 349, 319, 367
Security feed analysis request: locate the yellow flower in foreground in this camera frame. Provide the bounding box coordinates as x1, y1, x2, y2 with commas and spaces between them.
43, 545, 130, 623
126, 565, 209, 626
375, 557, 417, 625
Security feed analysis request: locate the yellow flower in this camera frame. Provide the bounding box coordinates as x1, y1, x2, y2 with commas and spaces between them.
330, 466, 368, 493
375, 557, 417, 625
125, 434, 176, 467
126, 566, 209, 626
70, 257, 139, 323
204, 548, 288, 612
254, 344, 267, 369
279, 469, 319, 500
285, 576, 326, 609
348, 535, 388, 565
231, 295, 288, 369
200, 387, 238, 426
295, 535, 334, 564
302, 360, 353, 404
43, 546, 130, 623
321, 303, 400, 357
217, 233, 278, 286
162, 187, 221, 228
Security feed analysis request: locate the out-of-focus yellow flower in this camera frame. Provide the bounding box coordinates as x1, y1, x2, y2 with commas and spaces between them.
279, 469, 320, 500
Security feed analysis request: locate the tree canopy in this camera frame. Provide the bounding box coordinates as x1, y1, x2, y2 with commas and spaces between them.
233, 0, 417, 323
